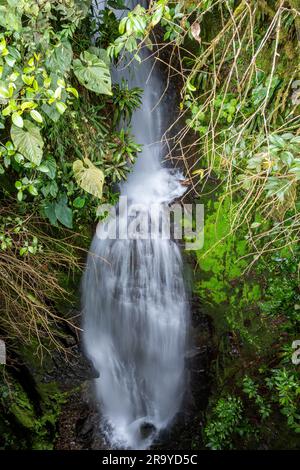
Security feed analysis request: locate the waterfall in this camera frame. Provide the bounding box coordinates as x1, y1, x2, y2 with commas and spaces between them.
82, 0, 190, 449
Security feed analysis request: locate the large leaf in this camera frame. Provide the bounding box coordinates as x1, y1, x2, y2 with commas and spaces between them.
41, 103, 61, 123
73, 51, 112, 96
73, 158, 104, 199
11, 120, 44, 165
42, 201, 58, 226
46, 41, 73, 74
55, 194, 73, 229
88, 46, 110, 66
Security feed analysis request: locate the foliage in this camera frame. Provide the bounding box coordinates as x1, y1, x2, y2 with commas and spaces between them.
0, 373, 65, 449
204, 396, 248, 450
242, 376, 272, 420
112, 80, 142, 126
73, 50, 111, 96
266, 368, 300, 433
0, 0, 144, 353
0, 0, 142, 231
73, 157, 104, 200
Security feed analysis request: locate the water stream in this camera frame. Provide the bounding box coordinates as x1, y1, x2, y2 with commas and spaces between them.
82, 0, 190, 449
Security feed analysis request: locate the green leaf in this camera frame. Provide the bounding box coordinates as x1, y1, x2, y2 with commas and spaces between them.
41, 103, 61, 122
280, 151, 294, 166
88, 47, 110, 66
269, 134, 285, 148
119, 17, 128, 34
73, 158, 104, 199
73, 196, 86, 208
49, 180, 58, 197
46, 41, 73, 74
73, 51, 112, 96
28, 184, 38, 196
250, 222, 261, 229
0, 84, 10, 99
55, 102, 67, 114
44, 156, 56, 180
30, 109, 43, 123
42, 201, 57, 226
22, 74, 34, 86
66, 87, 79, 99
12, 112, 23, 128
11, 120, 44, 165
55, 195, 73, 228
19, 247, 27, 256
291, 136, 300, 145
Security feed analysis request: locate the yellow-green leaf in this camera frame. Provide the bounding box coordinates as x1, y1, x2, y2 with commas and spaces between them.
12, 112, 23, 128
30, 109, 43, 123
73, 158, 104, 199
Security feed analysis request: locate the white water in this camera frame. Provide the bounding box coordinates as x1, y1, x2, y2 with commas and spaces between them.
82, 0, 189, 449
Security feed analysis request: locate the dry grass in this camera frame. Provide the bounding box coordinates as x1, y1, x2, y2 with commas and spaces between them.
133, 0, 300, 261
0, 207, 86, 359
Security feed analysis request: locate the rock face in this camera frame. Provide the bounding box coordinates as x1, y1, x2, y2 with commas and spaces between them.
55, 384, 106, 450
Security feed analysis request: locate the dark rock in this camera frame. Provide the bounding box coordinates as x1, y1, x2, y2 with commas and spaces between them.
140, 422, 156, 439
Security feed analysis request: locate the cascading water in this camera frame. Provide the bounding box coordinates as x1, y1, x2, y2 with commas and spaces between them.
82, 0, 190, 449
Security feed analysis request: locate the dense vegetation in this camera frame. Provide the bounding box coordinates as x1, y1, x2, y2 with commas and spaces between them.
0, 0, 299, 450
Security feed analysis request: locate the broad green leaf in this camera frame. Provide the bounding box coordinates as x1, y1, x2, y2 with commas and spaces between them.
37, 163, 50, 173
269, 134, 285, 148
88, 47, 110, 66
43, 155, 56, 180
42, 201, 58, 226
0, 10, 22, 32
41, 103, 61, 122
280, 151, 294, 166
55, 195, 73, 228
11, 120, 44, 165
46, 41, 73, 74
73, 157, 104, 199
73, 51, 112, 96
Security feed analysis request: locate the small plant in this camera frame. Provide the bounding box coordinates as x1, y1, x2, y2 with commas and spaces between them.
204, 395, 245, 449
242, 376, 272, 420
112, 80, 142, 126
266, 368, 300, 433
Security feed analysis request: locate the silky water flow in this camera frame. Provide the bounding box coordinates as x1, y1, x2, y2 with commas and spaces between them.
82, 0, 190, 449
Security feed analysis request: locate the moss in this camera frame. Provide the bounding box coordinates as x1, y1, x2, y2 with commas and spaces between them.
10, 403, 35, 430
0, 363, 66, 449
192, 193, 300, 449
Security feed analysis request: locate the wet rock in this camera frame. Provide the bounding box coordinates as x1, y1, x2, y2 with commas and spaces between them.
55, 382, 107, 450
140, 422, 156, 439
